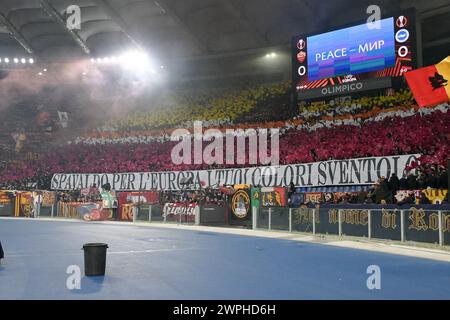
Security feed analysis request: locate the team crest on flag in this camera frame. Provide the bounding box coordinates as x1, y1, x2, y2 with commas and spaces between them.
429, 72, 448, 90
405, 56, 450, 107
231, 189, 250, 219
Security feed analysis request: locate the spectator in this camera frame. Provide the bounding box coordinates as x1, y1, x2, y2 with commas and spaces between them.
416, 171, 428, 189
419, 191, 431, 204
388, 173, 400, 194
356, 190, 368, 203
375, 178, 392, 204
426, 169, 440, 189
399, 173, 409, 190
407, 173, 418, 190
397, 193, 415, 206
438, 166, 448, 189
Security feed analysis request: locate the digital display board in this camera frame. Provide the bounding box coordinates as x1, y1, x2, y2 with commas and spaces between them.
292, 9, 417, 100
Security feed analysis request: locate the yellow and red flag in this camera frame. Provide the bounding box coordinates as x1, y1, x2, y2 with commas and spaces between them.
404, 56, 450, 107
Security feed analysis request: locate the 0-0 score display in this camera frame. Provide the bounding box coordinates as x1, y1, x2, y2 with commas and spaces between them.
292, 9, 417, 99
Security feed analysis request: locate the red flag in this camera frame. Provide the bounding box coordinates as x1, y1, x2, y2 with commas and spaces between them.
404, 56, 450, 107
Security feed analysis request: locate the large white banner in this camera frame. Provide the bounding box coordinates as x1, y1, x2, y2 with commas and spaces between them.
51, 154, 419, 191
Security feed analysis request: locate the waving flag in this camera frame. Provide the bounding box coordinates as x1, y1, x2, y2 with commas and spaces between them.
404, 56, 450, 107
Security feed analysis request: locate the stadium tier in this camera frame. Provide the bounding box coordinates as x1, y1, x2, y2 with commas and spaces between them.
1, 0, 450, 302
0, 85, 448, 194
99, 82, 291, 130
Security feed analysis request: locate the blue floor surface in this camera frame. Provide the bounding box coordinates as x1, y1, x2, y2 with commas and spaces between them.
0, 219, 449, 299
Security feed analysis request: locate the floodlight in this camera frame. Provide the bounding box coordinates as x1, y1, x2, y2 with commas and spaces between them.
119, 50, 153, 71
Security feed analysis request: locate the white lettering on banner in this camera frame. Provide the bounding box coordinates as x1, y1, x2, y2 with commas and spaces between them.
163, 203, 198, 217
51, 154, 419, 191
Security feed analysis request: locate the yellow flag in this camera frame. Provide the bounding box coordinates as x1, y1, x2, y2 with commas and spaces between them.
435, 55, 450, 97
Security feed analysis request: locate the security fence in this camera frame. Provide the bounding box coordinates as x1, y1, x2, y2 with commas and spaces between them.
36, 203, 56, 217
254, 205, 450, 246
133, 204, 227, 226
133, 204, 198, 225
8, 197, 450, 246
30, 201, 226, 226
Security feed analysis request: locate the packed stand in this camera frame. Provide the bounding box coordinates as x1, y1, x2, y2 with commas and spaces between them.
0, 106, 448, 190
0, 82, 448, 197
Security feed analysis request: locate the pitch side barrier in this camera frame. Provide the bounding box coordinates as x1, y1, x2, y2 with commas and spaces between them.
133, 203, 228, 226
6, 195, 228, 225
47, 201, 228, 226
106, 202, 450, 246
255, 204, 450, 246
14, 197, 450, 246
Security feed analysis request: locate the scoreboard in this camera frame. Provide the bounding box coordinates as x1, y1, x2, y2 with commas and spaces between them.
292, 9, 417, 100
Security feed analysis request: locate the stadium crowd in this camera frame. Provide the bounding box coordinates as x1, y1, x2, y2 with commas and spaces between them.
0, 82, 448, 206
99, 82, 291, 131
159, 188, 225, 206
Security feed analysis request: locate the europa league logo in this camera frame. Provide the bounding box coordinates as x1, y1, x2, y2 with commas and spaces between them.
297, 39, 306, 50
396, 16, 408, 28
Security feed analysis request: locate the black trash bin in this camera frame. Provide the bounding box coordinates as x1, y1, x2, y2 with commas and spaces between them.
0, 241, 4, 260
82, 243, 108, 276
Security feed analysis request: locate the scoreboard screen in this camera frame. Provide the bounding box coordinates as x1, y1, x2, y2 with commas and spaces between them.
292, 9, 417, 100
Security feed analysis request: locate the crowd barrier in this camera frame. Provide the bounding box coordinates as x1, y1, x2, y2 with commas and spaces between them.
0, 191, 57, 218
0, 197, 226, 225
133, 204, 227, 226
133, 204, 195, 224
39, 201, 227, 226
3, 194, 450, 246
255, 204, 450, 246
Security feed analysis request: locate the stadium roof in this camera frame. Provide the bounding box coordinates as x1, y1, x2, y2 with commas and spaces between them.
0, 0, 449, 79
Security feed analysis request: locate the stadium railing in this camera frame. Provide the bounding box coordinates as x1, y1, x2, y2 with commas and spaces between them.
134, 204, 198, 225
14, 199, 450, 247
134, 203, 226, 226
254, 205, 450, 246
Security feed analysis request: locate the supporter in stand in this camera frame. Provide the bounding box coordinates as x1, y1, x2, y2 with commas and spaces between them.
388, 173, 400, 195
397, 193, 415, 206
439, 166, 448, 189
419, 191, 431, 205
399, 173, 409, 190
407, 172, 419, 190
98, 82, 290, 131
157, 189, 224, 206
339, 193, 352, 204
288, 182, 296, 204
374, 178, 392, 204
416, 171, 427, 189
356, 190, 368, 203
